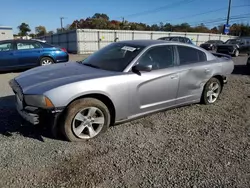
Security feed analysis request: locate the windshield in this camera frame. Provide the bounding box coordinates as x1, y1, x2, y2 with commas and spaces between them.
225, 39, 242, 44
82, 42, 145, 72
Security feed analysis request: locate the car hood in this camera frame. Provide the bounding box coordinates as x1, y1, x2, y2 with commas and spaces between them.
201, 43, 213, 46
217, 44, 239, 48
14, 62, 120, 94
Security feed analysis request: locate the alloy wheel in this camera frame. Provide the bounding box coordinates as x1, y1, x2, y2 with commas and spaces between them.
206, 82, 220, 103
41, 59, 52, 66
72, 107, 105, 139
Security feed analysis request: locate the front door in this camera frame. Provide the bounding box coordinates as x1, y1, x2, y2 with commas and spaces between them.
0, 41, 17, 70
127, 45, 179, 116
15, 41, 42, 67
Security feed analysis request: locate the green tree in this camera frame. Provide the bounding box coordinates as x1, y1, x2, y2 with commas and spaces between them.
17, 22, 31, 36
35, 25, 47, 37
29, 33, 36, 38
210, 27, 218, 34
92, 13, 109, 20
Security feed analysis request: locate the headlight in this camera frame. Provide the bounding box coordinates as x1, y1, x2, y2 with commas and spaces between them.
210, 44, 213, 47
24, 95, 54, 108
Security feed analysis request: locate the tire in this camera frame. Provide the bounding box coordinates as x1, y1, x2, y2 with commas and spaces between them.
201, 78, 222, 105
40, 57, 54, 66
212, 46, 217, 52
233, 49, 239, 57
61, 98, 111, 142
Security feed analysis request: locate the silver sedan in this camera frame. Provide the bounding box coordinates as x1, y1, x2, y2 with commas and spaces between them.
9, 40, 234, 142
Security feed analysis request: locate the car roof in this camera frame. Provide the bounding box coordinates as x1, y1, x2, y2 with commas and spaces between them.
0, 39, 42, 43
117, 39, 178, 47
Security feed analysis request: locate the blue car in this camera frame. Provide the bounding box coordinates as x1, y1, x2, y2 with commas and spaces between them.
0, 39, 69, 71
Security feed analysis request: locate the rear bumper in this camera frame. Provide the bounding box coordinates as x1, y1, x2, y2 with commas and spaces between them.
55, 53, 69, 63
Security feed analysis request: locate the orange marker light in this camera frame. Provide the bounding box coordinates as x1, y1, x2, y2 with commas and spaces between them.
45, 97, 54, 108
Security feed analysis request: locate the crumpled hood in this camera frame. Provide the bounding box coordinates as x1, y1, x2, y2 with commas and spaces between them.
14, 62, 118, 94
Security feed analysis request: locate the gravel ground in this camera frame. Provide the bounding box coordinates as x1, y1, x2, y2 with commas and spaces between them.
0, 55, 249, 188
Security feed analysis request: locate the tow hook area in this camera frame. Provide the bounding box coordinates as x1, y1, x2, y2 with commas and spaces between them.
223, 76, 228, 84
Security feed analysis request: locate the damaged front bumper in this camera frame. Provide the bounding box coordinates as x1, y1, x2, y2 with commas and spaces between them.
10, 78, 64, 126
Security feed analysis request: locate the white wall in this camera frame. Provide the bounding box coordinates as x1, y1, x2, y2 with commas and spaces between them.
38, 29, 237, 54
0, 27, 13, 41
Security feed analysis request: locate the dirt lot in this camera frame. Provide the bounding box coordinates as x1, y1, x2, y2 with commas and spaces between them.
0, 55, 249, 188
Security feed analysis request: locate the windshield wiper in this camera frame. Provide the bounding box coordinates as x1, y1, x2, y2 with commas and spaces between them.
83, 63, 100, 69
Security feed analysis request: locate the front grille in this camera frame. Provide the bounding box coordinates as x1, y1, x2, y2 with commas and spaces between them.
9, 79, 23, 101
218, 46, 233, 50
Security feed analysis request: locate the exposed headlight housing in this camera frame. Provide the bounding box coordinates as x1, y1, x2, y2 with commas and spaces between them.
24, 95, 54, 108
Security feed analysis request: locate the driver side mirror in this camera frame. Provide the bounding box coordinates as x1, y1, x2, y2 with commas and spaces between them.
132, 64, 152, 75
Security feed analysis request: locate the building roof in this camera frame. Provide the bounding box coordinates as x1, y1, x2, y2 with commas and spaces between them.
0, 26, 13, 30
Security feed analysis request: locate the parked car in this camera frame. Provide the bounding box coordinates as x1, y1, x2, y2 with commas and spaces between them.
0, 39, 69, 71
247, 56, 250, 67
30, 39, 46, 43
200, 40, 224, 51
157, 36, 194, 45
216, 37, 250, 57
9, 40, 234, 142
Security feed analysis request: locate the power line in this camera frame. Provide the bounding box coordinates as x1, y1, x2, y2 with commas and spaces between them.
115, 0, 196, 20
148, 4, 250, 25
190, 17, 249, 27
188, 13, 250, 26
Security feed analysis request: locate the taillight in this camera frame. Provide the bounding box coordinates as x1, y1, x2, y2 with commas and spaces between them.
61, 48, 67, 52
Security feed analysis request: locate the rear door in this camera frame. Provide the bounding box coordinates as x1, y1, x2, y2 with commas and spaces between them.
175, 45, 219, 104
15, 41, 43, 67
0, 41, 17, 69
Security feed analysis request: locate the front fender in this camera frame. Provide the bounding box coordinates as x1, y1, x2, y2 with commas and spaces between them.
44, 76, 130, 121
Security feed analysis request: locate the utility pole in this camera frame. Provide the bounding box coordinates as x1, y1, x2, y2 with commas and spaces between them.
60, 17, 65, 31
226, 0, 232, 25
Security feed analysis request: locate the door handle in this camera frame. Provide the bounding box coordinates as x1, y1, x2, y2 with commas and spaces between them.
170, 75, 178, 79
205, 68, 210, 73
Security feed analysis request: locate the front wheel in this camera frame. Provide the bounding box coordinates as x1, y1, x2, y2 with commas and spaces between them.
233, 49, 239, 57
61, 98, 111, 142
201, 78, 222, 105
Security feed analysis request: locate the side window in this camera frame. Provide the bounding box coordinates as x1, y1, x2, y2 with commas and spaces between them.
171, 37, 179, 42
137, 45, 175, 70
0, 42, 13, 51
179, 37, 187, 43
177, 46, 207, 65
17, 42, 41, 50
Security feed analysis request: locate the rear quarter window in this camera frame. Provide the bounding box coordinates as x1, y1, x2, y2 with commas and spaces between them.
40, 42, 55, 48
177, 46, 207, 65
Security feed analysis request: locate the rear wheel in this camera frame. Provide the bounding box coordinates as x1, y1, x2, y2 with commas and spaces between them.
201, 78, 222, 105
40, 57, 54, 66
61, 98, 111, 142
